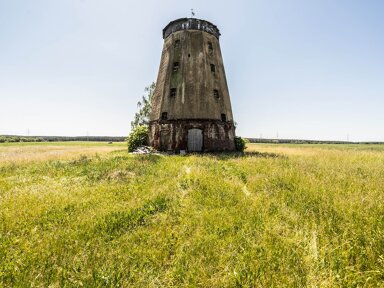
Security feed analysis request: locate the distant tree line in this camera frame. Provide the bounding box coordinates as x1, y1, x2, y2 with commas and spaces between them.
0, 136, 44, 143
0, 135, 126, 143
247, 138, 384, 144
1, 135, 382, 145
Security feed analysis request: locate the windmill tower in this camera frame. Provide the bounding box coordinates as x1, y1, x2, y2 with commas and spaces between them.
149, 17, 236, 152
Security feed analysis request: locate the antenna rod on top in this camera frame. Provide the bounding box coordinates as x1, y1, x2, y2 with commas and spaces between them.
191, 8, 195, 18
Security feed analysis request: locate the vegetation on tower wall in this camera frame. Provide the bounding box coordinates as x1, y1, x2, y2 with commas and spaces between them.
131, 82, 155, 130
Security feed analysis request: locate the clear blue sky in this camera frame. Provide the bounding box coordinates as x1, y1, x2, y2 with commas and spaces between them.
1, 0, 383, 141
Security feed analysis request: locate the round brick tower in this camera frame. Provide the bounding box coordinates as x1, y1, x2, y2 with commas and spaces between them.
149, 18, 236, 152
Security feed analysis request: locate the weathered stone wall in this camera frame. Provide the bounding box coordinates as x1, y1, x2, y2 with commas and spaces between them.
149, 120, 235, 152
151, 29, 234, 122
150, 18, 236, 152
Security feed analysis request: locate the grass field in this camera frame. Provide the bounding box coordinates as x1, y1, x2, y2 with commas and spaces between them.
1, 142, 383, 287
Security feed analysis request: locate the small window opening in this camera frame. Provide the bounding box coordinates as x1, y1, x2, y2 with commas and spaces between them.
173, 62, 179, 72
208, 42, 213, 55
174, 40, 180, 48
210, 64, 216, 72
170, 88, 177, 97
162, 112, 168, 120
221, 113, 227, 122
213, 89, 219, 98
188, 53, 191, 57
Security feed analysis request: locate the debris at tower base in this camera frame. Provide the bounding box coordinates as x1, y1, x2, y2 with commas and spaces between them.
149, 120, 235, 152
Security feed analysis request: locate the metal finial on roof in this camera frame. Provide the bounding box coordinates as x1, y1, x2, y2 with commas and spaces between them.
191, 8, 195, 17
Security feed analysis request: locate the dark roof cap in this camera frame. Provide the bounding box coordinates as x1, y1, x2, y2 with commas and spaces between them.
163, 18, 221, 39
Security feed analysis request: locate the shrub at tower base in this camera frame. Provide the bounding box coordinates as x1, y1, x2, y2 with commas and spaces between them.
127, 125, 149, 152
234, 136, 249, 152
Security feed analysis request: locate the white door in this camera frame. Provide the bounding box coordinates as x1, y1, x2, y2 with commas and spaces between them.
188, 129, 203, 152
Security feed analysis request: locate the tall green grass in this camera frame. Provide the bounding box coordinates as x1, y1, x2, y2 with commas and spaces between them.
0, 143, 383, 286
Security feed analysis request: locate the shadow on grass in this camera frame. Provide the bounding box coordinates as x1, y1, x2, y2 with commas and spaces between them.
124, 151, 283, 161
129, 153, 163, 163
190, 151, 283, 160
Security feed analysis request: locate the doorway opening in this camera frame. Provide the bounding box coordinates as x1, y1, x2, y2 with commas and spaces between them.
187, 129, 203, 152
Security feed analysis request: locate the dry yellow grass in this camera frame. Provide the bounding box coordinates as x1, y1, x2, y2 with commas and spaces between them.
0, 142, 124, 165
1, 142, 383, 286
